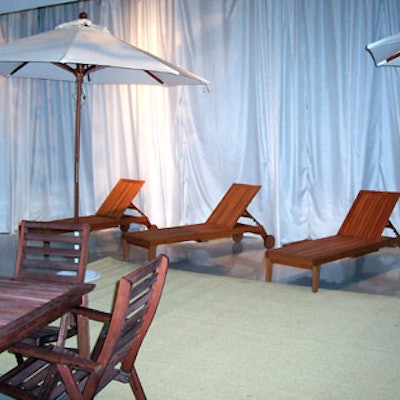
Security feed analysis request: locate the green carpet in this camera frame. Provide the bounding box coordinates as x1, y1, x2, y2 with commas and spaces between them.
1, 257, 400, 399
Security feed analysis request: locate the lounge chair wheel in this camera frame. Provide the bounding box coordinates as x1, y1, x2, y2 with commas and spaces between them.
264, 235, 275, 249
233, 233, 243, 243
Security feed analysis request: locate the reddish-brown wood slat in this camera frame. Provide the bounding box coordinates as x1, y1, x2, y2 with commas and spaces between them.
96, 178, 144, 219
206, 183, 260, 227
15, 221, 90, 284
338, 190, 400, 239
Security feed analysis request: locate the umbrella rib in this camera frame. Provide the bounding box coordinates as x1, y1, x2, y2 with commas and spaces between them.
387, 52, 400, 63
145, 70, 164, 85
85, 65, 106, 82
52, 63, 106, 80
10, 62, 29, 76
53, 62, 76, 75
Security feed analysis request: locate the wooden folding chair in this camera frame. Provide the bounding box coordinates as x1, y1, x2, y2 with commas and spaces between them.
14, 220, 91, 356
0, 255, 169, 400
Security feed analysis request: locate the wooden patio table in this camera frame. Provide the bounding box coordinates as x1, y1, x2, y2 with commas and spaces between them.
0, 277, 94, 353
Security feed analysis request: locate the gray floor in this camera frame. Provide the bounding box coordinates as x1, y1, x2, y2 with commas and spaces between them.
2, 229, 400, 297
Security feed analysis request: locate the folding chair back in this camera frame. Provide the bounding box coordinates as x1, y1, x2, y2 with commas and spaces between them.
13, 221, 91, 353
206, 183, 261, 227
88, 254, 168, 398
338, 190, 400, 240
15, 220, 90, 283
96, 178, 145, 219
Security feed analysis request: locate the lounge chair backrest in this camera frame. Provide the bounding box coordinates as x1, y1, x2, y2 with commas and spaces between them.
15, 220, 90, 283
338, 190, 400, 240
96, 179, 144, 219
206, 183, 261, 227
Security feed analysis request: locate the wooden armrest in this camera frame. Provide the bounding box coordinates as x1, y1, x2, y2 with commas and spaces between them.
72, 306, 111, 323
10, 343, 101, 373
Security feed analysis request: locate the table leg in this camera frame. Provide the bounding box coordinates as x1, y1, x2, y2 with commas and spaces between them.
56, 314, 70, 348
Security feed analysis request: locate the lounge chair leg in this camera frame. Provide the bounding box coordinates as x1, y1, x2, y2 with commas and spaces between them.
120, 224, 130, 232
265, 255, 273, 282
312, 266, 320, 293
148, 247, 156, 261
122, 239, 130, 261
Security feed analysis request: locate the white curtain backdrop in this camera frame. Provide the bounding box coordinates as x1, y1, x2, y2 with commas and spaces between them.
1, 0, 400, 246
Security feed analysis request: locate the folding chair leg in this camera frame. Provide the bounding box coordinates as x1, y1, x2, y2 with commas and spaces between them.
77, 295, 90, 357
130, 367, 146, 400
57, 364, 83, 400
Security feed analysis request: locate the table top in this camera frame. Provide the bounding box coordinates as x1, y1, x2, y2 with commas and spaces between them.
0, 277, 95, 353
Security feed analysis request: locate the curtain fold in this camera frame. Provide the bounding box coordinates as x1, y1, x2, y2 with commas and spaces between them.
1, 0, 400, 247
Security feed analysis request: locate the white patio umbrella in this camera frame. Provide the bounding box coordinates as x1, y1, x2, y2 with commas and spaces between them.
367, 32, 400, 66
0, 13, 208, 219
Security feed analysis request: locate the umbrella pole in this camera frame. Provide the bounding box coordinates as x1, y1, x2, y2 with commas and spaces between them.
74, 67, 84, 221
73, 65, 101, 282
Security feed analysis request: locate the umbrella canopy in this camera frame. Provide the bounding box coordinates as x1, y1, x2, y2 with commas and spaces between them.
367, 32, 400, 66
0, 14, 208, 219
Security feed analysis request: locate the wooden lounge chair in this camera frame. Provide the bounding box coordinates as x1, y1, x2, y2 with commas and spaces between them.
15, 220, 91, 357
0, 255, 169, 400
48, 178, 155, 232
265, 190, 400, 293
122, 183, 275, 261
